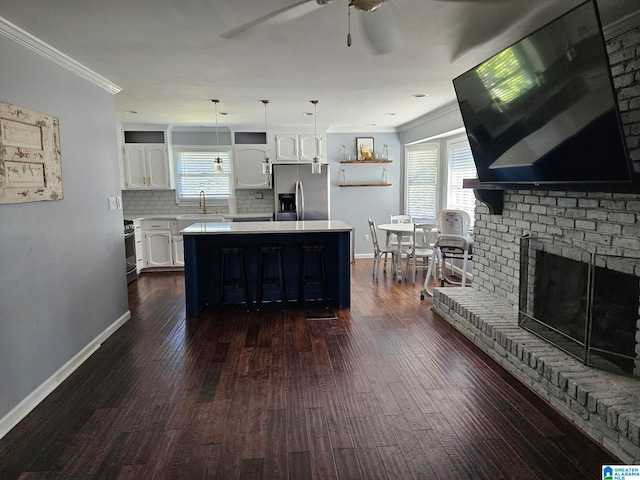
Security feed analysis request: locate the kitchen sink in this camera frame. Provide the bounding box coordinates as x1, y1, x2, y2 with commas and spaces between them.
177, 214, 226, 231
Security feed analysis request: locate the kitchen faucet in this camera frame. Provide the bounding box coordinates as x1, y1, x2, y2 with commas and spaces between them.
199, 190, 207, 214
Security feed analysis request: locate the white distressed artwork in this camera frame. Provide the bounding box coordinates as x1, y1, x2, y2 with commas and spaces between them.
0, 101, 63, 204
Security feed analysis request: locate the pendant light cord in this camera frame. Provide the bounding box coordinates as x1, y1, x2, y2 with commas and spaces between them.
262, 100, 270, 156
211, 99, 222, 171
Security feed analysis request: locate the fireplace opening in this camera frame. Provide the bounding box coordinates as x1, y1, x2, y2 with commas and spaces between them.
519, 236, 640, 377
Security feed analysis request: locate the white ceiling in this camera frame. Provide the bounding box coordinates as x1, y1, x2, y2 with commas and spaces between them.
1, 0, 637, 132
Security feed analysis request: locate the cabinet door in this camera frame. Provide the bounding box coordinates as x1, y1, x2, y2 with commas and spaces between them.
134, 221, 145, 273
123, 145, 147, 189
172, 235, 184, 267
275, 134, 299, 161
234, 145, 271, 189
299, 134, 322, 162
145, 146, 170, 189
145, 231, 172, 267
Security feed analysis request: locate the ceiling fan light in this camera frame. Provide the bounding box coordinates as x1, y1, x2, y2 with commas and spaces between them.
351, 0, 383, 12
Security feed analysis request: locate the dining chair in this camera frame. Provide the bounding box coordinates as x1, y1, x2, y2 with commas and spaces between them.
368, 218, 397, 281
385, 214, 412, 269
404, 223, 437, 284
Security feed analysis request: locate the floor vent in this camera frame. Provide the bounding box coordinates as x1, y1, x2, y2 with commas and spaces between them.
305, 312, 337, 321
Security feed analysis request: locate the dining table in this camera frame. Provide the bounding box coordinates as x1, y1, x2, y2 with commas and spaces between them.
377, 222, 438, 282
377, 222, 416, 282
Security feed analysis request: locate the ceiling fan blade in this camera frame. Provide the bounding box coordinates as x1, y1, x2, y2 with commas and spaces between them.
221, 0, 322, 39
431, 0, 507, 2
359, 0, 403, 55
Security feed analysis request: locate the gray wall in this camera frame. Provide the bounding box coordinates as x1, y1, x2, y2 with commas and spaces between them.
327, 132, 402, 256
0, 34, 128, 419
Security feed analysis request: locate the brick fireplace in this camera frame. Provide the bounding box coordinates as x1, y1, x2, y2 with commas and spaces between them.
432, 17, 640, 462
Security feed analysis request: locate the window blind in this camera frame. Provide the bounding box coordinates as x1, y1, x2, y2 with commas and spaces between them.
175, 148, 231, 202
405, 143, 438, 219
447, 139, 477, 221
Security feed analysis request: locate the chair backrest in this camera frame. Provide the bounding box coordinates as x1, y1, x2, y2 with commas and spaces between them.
390, 214, 412, 224
437, 210, 471, 237
413, 223, 438, 251
368, 218, 381, 252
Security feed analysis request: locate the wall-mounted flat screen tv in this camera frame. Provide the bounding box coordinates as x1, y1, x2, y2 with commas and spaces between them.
452, 0, 632, 185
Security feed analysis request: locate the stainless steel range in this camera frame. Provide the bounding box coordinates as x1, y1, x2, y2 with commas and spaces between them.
124, 220, 137, 284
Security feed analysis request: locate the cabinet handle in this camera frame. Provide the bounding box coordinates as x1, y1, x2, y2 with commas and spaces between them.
235, 176, 238, 185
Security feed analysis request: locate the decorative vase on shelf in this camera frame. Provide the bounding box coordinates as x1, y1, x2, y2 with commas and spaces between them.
340, 168, 346, 185
382, 144, 388, 161
382, 167, 388, 184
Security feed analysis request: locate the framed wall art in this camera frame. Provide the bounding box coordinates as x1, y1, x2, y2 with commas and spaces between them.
0, 101, 63, 205
356, 137, 374, 161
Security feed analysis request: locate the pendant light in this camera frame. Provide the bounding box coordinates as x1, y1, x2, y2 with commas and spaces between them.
211, 99, 223, 174
261, 100, 272, 175
310, 100, 322, 175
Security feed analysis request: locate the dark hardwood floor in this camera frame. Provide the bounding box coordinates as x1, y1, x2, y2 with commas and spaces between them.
0, 260, 618, 479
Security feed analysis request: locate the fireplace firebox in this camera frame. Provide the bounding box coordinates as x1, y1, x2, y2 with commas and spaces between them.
519, 235, 640, 376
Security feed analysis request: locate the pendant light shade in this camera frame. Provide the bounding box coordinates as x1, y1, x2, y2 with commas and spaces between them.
261, 100, 272, 175
310, 100, 321, 175
212, 99, 223, 174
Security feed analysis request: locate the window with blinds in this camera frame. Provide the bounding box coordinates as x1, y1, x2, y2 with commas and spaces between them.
405, 143, 438, 219
447, 137, 477, 221
175, 148, 231, 202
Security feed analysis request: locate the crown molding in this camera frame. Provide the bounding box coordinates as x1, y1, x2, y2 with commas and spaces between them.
397, 101, 461, 133
0, 16, 121, 94
603, 9, 640, 40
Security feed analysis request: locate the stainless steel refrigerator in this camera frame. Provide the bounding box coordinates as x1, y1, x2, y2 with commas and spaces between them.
273, 164, 330, 221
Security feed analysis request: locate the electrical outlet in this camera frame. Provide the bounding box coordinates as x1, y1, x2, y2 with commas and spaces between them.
255, 192, 263, 199
364, 234, 370, 242
108, 196, 117, 211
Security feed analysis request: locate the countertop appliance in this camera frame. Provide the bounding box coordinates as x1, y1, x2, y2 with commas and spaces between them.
124, 220, 137, 284
273, 164, 330, 221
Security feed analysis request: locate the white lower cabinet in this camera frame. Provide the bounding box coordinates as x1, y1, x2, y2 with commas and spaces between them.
142, 219, 184, 269
172, 235, 184, 267
134, 220, 145, 273
145, 231, 172, 267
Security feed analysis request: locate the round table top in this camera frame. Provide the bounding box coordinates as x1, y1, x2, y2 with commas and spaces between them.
377, 222, 437, 233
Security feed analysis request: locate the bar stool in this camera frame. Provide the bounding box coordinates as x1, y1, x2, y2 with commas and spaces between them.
219, 246, 250, 306
299, 244, 328, 305
256, 245, 287, 305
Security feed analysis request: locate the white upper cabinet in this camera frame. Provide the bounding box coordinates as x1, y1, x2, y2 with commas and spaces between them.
233, 145, 272, 189
275, 134, 323, 163
123, 144, 170, 189
120, 127, 172, 190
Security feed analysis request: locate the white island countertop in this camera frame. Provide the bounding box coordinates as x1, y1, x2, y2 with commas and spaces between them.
180, 220, 352, 235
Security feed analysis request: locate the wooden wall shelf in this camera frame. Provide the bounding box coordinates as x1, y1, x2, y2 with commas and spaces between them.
340, 160, 392, 164
340, 183, 392, 187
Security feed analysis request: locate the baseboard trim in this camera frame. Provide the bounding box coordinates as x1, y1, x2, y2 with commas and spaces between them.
0, 310, 132, 440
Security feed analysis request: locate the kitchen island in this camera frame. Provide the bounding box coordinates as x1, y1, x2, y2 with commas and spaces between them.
181, 220, 352, 315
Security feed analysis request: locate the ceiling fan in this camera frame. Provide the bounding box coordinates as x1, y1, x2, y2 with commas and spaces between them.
220, 0, 404, 55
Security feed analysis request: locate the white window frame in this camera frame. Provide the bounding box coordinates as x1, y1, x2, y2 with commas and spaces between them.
173, 146, 233, 205
404, 142, 440, 221
445, 136, 477, 223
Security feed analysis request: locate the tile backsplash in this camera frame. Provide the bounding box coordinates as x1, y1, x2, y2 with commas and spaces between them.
122, 189, 274, 216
